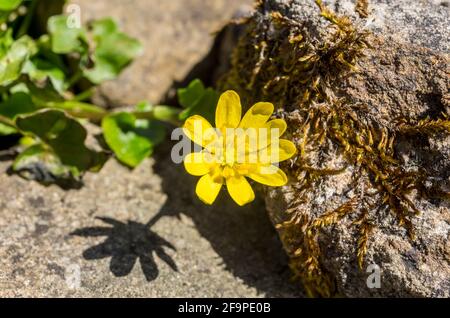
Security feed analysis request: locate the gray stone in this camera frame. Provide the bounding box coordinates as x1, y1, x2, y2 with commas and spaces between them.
221, 0, 449, 297
0, 145, 301, 297
69, 0, 254, 107
272, 0, 449, 52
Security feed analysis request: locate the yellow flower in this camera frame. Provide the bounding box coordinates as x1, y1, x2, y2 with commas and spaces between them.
183, 90, 297, 206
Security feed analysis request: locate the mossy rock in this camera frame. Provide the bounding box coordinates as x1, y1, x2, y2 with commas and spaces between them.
219, 0, 449, 297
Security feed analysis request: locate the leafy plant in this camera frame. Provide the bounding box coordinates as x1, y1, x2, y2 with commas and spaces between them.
102, 103, 168, 168
0, 0, 188, 183
178, 79, 219, 124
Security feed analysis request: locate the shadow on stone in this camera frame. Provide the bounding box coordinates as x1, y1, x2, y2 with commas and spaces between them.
151, 21, 301, 296
151, 143, 302, 297
1, 135, 85, 190
5, 165, 85, 191
69, 18, 301, 296
71, 216, 178, 282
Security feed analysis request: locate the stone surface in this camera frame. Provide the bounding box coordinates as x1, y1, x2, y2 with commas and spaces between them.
221, 0, 450, 297
0, 144, 301, 297
280, 0, 449, 52
69, 0, 253, 107
0, 0, 303, 298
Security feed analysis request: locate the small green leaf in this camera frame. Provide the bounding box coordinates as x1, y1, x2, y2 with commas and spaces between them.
35, 34, 69, 73
0, 29, 14, 58
178, 79, 206, 109
0, 92, 36, 118
0, 0, 23, 11
47, 15, 87, 54
0, 123, 17, 135
0, 92, 37, 135
16, 109, 107, 173
135, 100, 153, 112
25, 77, 65, 103
23, 57, 66, 93
91, 17, 118, 36
102, 112, 166, 168
83, 18, 143, 84
0, 35, 37, 85
178, 79, 219, 124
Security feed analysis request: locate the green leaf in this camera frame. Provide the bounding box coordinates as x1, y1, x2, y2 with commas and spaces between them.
15, 109, 107, 173
178, 79, 205, 109
0, 91, 36, 118
0, 0, 23, 11
25, 78, 65, 103
0, 92, 37, 135
47, 15, 87, 54
102, 112, 166, 168
0, 29, 14, 58
0, 35, 37, 85
178, 79, 219, 124
23, 57, 66, 93
135, 100, 153, 112
0, 122, 17, 135
35, 34, 69, 73
83, 18, 143, 84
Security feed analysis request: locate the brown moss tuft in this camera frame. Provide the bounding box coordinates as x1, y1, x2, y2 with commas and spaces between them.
355, 0, 369, 18
218, 0, 449, 297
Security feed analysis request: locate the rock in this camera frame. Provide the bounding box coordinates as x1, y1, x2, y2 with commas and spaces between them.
219, 0, 449, 297
68, 0, 254, 107
0, 0, 304, 297
0, 144, 301, 297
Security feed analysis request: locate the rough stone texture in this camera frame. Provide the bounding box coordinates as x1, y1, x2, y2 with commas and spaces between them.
222, 0, 450, 297
279, 0, 449, 52
0, 144, 301, 297
0, 0, 305, 297
69, 0, 253, 107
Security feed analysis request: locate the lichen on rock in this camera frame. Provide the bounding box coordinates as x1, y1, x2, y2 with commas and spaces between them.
219, 0, 449, 297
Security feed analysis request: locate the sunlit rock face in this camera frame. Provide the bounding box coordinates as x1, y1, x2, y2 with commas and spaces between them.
69, 0, 253, 108
220, 0, 449, 297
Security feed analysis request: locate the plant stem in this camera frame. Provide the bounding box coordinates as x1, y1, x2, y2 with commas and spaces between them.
0, 114, 16, 128
0, 79, 19, 95
134, 106, 182, 126
65, 70, 83, 90
16, 0, 38, 38
39, 100, 108, 121
73, 88, 94, 102
38, 99, 181, 126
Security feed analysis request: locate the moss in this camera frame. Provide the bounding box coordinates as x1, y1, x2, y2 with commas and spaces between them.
218, 0, 450, 297
355, 0, 369, 18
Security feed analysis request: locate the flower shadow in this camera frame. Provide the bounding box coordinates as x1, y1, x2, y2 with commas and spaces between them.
151, 143, 303, 297
71, 216, 178, 282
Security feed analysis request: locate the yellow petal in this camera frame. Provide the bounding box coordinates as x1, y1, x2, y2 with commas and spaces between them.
196, 174, 222, 205
226, 176, 255, 206
259, 139, 297, 164
215, 90, 242, 129
183, 115, 218, 147
264, 119, 287, 137
241, 119, 288, 153
247, 164, 288, 187
239, 102, 274, 129
184, 151, 216, 176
